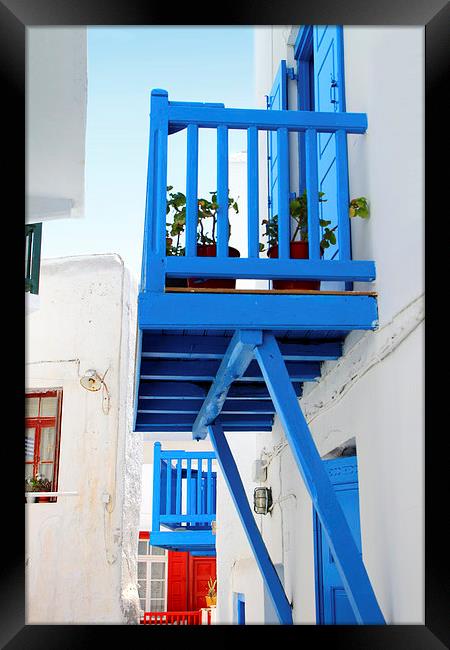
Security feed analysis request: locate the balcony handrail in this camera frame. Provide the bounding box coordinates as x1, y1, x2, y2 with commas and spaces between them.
142, 89, 373, 293
152, 442, 217, 535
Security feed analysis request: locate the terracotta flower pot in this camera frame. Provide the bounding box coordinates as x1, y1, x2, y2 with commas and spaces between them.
205, 596, 217, 607
188, 245, 240, 289
267, 241, 320, 290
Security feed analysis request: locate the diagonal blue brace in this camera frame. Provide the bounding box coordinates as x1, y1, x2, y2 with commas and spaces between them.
207, 423, 293, 624
254, 332, 385, 624
192, 330, 263, 440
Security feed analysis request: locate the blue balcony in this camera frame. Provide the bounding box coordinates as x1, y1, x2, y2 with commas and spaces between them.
150, 444, 217, 554
134, 89, 377, 434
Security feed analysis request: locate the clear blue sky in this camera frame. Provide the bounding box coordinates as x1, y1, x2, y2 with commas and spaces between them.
41, 26, 255, 282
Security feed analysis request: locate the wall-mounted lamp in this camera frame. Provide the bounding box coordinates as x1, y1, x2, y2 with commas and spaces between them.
253, 486, 273, 515
80, 368, 111, 414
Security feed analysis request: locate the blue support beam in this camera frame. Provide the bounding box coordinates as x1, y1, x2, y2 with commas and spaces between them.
207, 423, 293, 624
138, 293, 378, 331
192, 330, 263, 440
254, 333, 385, 625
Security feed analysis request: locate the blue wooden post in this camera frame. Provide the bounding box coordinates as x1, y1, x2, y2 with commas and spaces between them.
217, 125, 229, 257
145, 90, 169, 292
277, 127, 290, 259
152, 442, 162, 533
187, 457, 192, 525
335, 129, 351, 262
176, 458, 182, 516
208, 423, 293, 624
186, 124, 199, 257
197, 458, 202, 516
207, 458, 213, 515
305, 129, 321, 260
254, 333, 385, 624
247, 126, 259, 258
166, 455, 172, 515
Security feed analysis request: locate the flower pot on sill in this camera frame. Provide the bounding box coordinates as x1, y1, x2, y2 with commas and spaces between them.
205, 596, 217, 607
267, 241, 321, 291
187, 245, 240, 289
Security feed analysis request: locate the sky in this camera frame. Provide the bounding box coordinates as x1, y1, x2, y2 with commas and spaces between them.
41, 26, 255, 282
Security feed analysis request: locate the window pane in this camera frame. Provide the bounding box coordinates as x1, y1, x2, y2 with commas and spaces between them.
150, 600, 164, 612
25, 464, 33, 479
150, 581, 165, 599
138, 541, 148, 555
150, 545, 165, 556
25, 397, 39, 418
38, 463, 54, 482
151, 562, 165, 579
138, 562, 147, 579
40, 396, 58, 417
138, 581, 147, 598
40, 427, 56, 461
139, 599, 146, 612
25, 428, 35, 462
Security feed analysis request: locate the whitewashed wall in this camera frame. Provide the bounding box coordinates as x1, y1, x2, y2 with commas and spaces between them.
215, 26, 424, 625
25, 254, 141, 624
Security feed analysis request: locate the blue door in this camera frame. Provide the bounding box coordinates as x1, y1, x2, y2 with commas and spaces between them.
313, 456, 362, 624
267, 60, 288, 221
313, 26, 346, 263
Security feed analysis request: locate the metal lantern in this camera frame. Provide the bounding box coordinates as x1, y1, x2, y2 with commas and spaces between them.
253, 486, 273, 515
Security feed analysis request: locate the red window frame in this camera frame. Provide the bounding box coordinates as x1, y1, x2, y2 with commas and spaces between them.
25, 389, 63, 503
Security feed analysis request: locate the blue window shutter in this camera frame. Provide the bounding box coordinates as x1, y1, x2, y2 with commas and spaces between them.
267, 60, 288, 220
313, 26, 346, 262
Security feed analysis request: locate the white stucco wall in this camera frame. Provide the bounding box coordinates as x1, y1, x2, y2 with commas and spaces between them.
215, 25, 424, 625
26, 27, 87, 222
25, 254, 141, 624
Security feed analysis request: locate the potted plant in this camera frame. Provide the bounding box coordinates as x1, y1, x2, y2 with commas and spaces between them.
25, 475, 53, 503
261, 191, 369, 290
191, 191, 240, 289
205, 578, 217, 607
165, 186, 241, 289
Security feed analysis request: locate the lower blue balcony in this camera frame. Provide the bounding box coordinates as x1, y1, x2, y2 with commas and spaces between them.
150, 444, 217, 554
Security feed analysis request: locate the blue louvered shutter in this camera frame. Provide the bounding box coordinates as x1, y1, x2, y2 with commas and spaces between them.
267, 60, 288, 220
313, 25, 346, 261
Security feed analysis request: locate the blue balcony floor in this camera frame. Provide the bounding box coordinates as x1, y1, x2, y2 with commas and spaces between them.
150, 530, 216, 554
134, 289, 378, 433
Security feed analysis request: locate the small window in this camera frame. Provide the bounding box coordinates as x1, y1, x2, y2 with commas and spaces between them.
138, 535, 168, 615
25, 389, 63, 503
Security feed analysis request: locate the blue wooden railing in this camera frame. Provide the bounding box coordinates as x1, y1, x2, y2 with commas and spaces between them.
152, 443, 217, 534
141, 89, 374, 292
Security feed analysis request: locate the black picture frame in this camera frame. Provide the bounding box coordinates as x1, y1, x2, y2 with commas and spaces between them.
5, 0, 446, 646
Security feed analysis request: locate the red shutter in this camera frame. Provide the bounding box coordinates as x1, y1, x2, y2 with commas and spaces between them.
167, 551, 188, 611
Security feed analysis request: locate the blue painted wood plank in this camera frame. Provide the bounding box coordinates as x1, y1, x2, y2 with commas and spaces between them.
138, 413, 274, 427
305, 129, 321, 260
185, 124, 199, 257
277, 128, 290, 259
207, 458, 213, 515
138, 293, 378, 331
335, 129, 351, 262
217, 125, 229, 258
187, 458, 192, 520
137, 398, 276, 414
152, 442, 162, 533
141, 334, 342, 360
159, 450, 216, 460
247, 126, 259, 258
164, 256, 376, 281
207, 423, 293, 624
175, 459, 182, 515
150, 530, 215, 549
136, 424, 274, 433
139, 358, 320, 382
137, 381, 303, 399
167, 103, 368, 134
196, 458, 202, 515
254, 333, 385, 624
192, 330, 262, 439
165, 459, 172, 515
